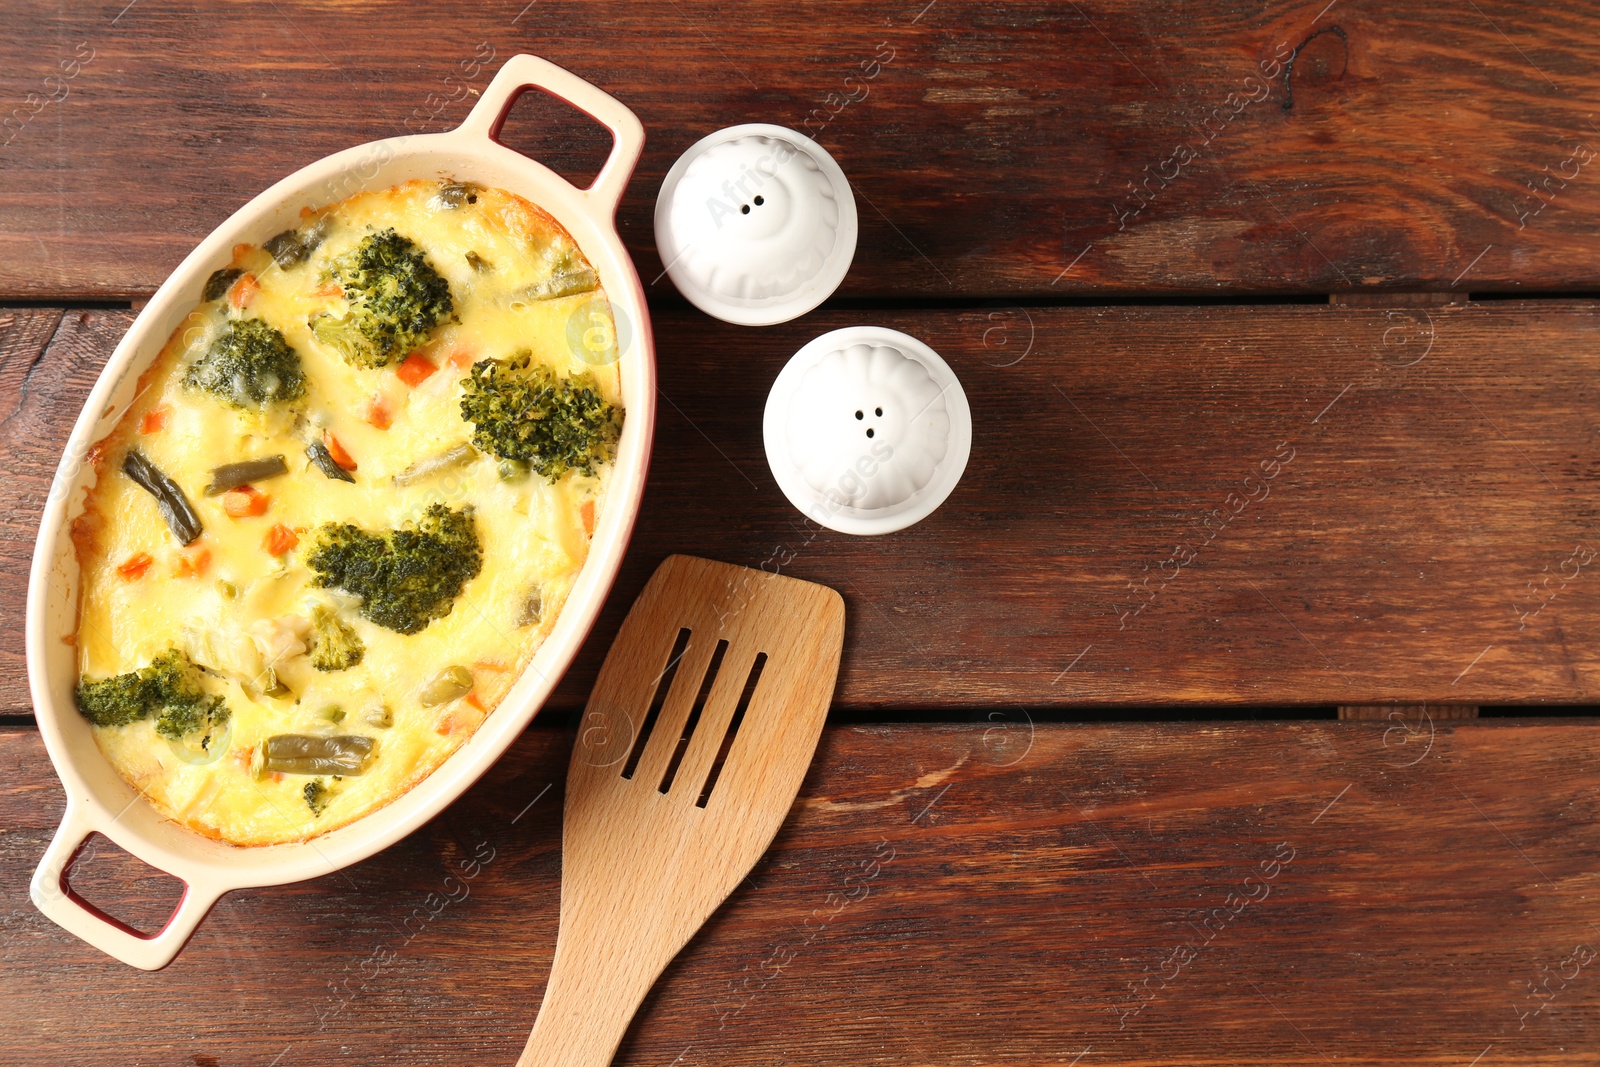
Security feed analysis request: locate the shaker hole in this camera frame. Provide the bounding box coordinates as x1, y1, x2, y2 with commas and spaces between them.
855, 410, 863, 420
740, 204, 750, 215
754, 196, 764, 205
875, 407, 883, 416
866, 428, 875, 438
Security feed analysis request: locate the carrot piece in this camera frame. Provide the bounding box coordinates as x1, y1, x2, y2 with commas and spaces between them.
173, 547, 211, 578
365, 396, 392, 430
465, 691, 487, 712
116, 552, 154, 580
138, 405, 169, 434
322, 430, 356, 471
472, 659, 508, 673
580, 499, 596, 535
263, 523, 299, 556
445, 346, 475, 369
231, 242, 253, 261
395, 352, 437, 387
227, 272, 259, 309
311, 282, 344, 299
61, 633, 77, 646
223, 486, 269, 518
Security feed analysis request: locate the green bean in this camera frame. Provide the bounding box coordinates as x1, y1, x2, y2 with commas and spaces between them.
202, 268, 243, 303
263, 217, 332, 269
419, 665, 473, 706
122, 450, 203, 545
205, 455, 288, 495
393, 443, 476, 488
263, 733, 374, 776
517, 586, 543, 628
512, 258, 598, 301
306, 440, 356, 483
433, 181, 480, 209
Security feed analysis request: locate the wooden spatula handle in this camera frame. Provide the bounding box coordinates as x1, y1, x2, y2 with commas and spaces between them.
515, 939, 657, 1067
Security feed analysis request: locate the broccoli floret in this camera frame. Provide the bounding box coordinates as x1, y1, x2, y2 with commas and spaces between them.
311, 229, 454, 367
458, 353, 621, 480
154, 695, 231, 754
185, 318, 307, 409
303, 779, 332, 815
76, 653, 185, 727
305, 504, 482, 635
75, 676, 149, 727
308, 605, 365, 671
76, 649, 227, 747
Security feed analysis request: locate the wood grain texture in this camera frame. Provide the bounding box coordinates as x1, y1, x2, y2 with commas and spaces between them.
4, 719, 1600, 1065
6, 301, 1600, 711
0, 307, 84, 711
523, 555, 843, 1067
5, 1, 1600, 298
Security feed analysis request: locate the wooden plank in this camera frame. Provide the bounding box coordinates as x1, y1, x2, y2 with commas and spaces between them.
0, 307, 67, 711
9, 301, 1600, 711
1331, 292, 1484, 724
4, 719, 1600, 1065
5, 2, 1600, 298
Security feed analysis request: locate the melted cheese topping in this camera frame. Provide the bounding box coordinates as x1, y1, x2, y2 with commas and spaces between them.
72, 179, 622, 846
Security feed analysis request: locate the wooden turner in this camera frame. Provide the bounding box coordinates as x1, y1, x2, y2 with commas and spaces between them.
516, 554, 846, 1067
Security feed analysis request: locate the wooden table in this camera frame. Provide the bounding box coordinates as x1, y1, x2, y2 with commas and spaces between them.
4, 2, 1600, 1063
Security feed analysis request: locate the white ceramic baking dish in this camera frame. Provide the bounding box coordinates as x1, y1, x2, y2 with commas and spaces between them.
26, 55, 653, 970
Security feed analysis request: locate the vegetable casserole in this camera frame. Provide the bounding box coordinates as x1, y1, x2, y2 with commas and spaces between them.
68, 178, 623, 846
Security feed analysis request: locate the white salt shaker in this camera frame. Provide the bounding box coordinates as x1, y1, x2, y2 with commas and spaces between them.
763, 327, 971, 535
654, 123, 858, 325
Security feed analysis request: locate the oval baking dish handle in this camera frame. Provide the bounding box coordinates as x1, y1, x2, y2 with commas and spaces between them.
30, 805, 222, 971
455, 54, 645, 220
